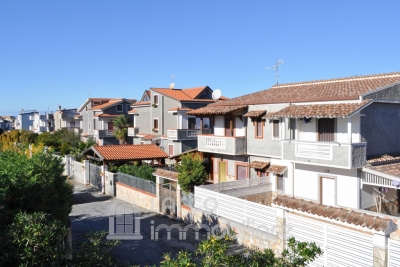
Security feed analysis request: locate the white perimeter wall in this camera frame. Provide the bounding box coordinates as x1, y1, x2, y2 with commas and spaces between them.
294, 163, 359, 209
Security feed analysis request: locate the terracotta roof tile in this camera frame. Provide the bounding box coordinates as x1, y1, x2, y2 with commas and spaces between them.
152, 168, 178, 181
128, 109, 137, 114
89, 99, 136, 110
365, 162, 400, 178
95, 114, 120, 118
273, 195, 392, 232
186, 105, 247, 116
367, 154, 400, 165
132, 101, 150, 106
243, 110, 266, 118
249, 161, 270, 169
264, 100, 372, 119
181, 86, 208, 99
90, 144, 169, 161
206, 72, 400, 106
168, 107, 193, 112
266, 165, 287, 174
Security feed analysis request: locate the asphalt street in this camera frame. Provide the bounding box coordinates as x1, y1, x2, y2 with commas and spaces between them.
70, 181, 207, 266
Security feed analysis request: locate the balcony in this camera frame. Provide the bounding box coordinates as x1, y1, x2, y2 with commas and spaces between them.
167, 128, 211, 140
197, 135, 246, 155
93, 129, 115, 139
282, 140, 367, 169
127, 127, 139, 137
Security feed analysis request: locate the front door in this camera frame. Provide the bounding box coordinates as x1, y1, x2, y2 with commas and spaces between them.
108, 122, 114, 130
219, 161, 227, 183
236, 165, 247, 180
318, 118, 334, 142
321, 177, 336, 206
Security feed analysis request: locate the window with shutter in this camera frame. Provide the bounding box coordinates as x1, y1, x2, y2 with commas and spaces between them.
273, 120, 280, 139
318, 118, 335, 142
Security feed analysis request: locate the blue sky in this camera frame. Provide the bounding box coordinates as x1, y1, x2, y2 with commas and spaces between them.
1, 1, 399, 115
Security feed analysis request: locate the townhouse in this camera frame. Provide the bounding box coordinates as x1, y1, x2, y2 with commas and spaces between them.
128, 86, 225, 161
77, 98, 136, 145
53, 106, 80, 132
187, 72, 400, 216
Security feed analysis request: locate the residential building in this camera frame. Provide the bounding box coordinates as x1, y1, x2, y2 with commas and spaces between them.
128, 86, 225, 162
29, 112, 54, 133
188, 71, 400, 216
77, 98, 136, 145
0, 116, 15, 131
16, 110, 37, 131
53, 106, 81, 132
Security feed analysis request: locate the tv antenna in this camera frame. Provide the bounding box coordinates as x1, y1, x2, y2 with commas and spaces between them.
265, 59, 285, 85
169, 75, 175, 89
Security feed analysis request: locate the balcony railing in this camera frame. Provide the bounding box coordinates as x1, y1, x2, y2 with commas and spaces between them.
93, 129, 115, 139
197, 135, 246, 155
282, 140, 367, 169
127, 127, 139, 137
167, 128, 211, 140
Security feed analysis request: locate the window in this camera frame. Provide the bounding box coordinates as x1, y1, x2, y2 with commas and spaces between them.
225, 117, 234, 137
273, 120, 280, 139
276, 174, 284, 191
153, 95, 159, 105
127, 105, 131, 111
255, 118, 263, 138
168, 144, 174, 156
188, 118, 196, 129
153, 119, 159, 131
88, 123, 91, 130
116, 104, 123, 112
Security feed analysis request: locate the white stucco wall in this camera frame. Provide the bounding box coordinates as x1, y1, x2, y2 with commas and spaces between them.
235, 117, 245, 136
293, 163, 359, 209
298, 119, 317, 141
214, 116, 224, 136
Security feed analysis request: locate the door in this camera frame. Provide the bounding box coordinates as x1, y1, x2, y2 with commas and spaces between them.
321, 177, 336, 206
225, 118, 233, 137
219, 161, 227, 183
108, 122, 114, 130
188, 118, 196, 129
318, 118, 334, 142
236, 165, 247, 180
168, 144, 174, 156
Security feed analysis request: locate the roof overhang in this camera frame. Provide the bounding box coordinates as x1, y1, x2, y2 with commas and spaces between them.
187, 105, 247, 116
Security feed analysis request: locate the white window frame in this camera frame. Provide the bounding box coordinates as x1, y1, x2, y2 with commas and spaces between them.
116, 104, 123, 112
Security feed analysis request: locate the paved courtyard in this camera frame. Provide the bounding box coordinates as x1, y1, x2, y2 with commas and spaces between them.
70, 181, 207, 266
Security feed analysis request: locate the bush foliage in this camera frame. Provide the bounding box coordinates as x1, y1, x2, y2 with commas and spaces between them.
118, 163, 156, 182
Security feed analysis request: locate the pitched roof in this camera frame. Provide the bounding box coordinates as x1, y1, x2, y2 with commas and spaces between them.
365, 162, 400, 179
367, 154, 400, 165
89, 98, 136, 110
266, 165, 287, 174
151, 86, 217, 102
207, 72, 400, 106
264, 100, 372, 119
94, 114, 120, 118
152, 168, 178, 181
249, 161, 270, 169
168, 107, 193, 112
83, 144, 169, 161
168, 147, 198, 159
186, 105, 247, 116
273, 195, 392, 233
243, 110, 266, 118
132, 101, 150, 106
181, 86, 209, 99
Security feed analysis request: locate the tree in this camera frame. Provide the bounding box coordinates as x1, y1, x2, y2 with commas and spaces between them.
160, 234, 323, 267
177, 153, 207, 193
112, 115, 132, 145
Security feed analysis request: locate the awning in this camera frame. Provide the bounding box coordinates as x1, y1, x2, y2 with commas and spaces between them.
243, 110, 266, 118
187, 105, 247, 116
266, 165, 287, 175
249, 161, 270, 170
264, 100, 372, 119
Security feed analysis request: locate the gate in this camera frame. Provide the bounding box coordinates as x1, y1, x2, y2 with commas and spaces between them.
160, 182, 177, 217
286, 213, 374, 267
89, 163, 102, 190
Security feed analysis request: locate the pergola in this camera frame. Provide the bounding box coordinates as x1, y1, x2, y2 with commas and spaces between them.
81, 144, 169, 193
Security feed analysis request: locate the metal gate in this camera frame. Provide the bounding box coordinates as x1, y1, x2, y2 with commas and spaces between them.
160, 183, 177, 217
286, 213, 374, 267
89, 163, 102, 190
326, 225, 373, 267
287, 213, 325, 267
388, 239, 400, 267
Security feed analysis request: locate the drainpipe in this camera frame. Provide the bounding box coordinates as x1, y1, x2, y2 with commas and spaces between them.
291, 162, 295, 197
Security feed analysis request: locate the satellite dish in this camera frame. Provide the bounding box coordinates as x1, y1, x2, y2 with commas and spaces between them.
169, 82, 175, 89
212, 89, 221, 100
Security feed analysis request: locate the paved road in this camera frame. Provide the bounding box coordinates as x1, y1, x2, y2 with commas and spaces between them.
70, 181, 207, 266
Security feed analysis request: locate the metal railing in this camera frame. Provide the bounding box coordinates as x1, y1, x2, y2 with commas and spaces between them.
116, 172, 156, 195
